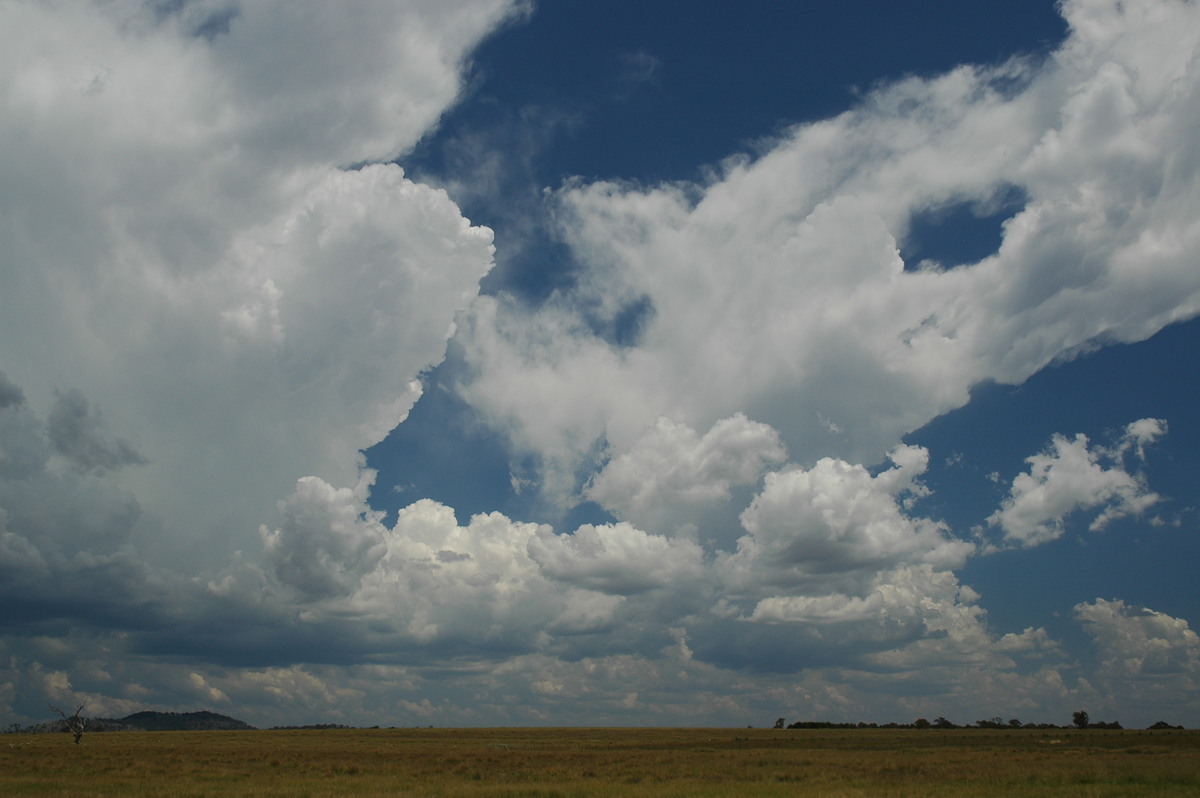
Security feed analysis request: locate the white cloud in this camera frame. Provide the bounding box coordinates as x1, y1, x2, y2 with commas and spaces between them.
1077, 598, 1200, 676
225, 437, 990, 697
585, 413, 786, 536
0, 0, 518, 569
458, 0, 1200, 511
1117, 417, 1168, 460
2, 0, 1197, 731
1075, 598, 1200, 720
719, 445, 973, 600
263, 486, 633, 649
260, 471, 388, 601
528, 521, 706, 595
987, 420, 1165, 547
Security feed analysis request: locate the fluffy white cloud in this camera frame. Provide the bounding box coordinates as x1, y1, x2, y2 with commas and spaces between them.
458, 0, 1200, 509
719, 445, 973, 601
528, 522, 706, 595
1, 0, 1196, 731
1077, 598, 1200, 677
586, 413, 786, 536
1075, 598, 1200, 720
258, 481, 644, 650
242, 437, 985, 685
987, 419, 1165, 547
260, 472, 388, 601
0, 0, 519, 568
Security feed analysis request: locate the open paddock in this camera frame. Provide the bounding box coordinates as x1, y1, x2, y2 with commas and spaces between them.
2, 726, 1198, 796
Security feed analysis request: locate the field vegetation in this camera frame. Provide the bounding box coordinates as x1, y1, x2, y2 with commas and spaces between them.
3, 726, 1198, 797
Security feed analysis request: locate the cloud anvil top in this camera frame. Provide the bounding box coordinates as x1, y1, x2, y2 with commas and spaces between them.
0, 0, 1197, 728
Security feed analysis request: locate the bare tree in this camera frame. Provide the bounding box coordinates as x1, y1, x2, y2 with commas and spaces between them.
49, 703, 87, 744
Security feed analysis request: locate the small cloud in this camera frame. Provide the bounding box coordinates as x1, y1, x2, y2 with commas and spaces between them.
1114, 418, 1167, 461
613, 50, 661, 98
818, 413, 844, 435
987, 422, 1166, 548
510, 472, 536, 495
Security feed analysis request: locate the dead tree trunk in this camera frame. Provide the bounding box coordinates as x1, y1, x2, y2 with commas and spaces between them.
49, 703, 87, 744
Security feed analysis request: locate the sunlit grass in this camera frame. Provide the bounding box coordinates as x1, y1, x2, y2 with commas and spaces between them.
2, 727, 1198, 796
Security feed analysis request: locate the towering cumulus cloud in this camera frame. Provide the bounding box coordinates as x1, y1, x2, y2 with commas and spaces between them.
0, 0, 519, 714
1, 0, 1198, 728
0, 0, 516, 567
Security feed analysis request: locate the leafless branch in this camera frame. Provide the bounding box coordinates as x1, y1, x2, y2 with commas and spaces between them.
49, 703, 87, 744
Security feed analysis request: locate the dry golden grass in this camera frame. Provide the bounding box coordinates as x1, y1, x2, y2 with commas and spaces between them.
2, 726, 1198, 796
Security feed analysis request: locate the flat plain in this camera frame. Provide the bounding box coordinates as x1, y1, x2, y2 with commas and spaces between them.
2, 726, 1198, 797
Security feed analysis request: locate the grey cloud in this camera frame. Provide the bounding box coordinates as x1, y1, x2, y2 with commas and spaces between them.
47, 389, 148, 474
0, 371, 24, 408
0, 377, 147, 596
0, 376, 43, 479
151, 0, 239, 40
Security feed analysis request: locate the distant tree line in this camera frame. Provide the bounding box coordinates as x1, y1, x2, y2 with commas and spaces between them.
267, 723, 353, 730
775, 711, 1185, 731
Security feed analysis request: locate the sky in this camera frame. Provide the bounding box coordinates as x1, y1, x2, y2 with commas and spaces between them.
1, 0, 1198, 729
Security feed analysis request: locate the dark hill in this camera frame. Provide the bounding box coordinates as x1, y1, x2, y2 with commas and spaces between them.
116, 710, 255, 731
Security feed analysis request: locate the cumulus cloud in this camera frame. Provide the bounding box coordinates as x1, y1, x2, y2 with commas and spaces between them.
719, 445, 973, 601
987, 419, 1165, 547
259, 481, 632, 653
1075, 598, 1200, 719
1, 0, 1196, 730
218, 435, 987, 687
260, 472, 388, 601
0, 0, 527, 717
585, 413, 786, 536
1077, 598, 1200, 677
458, 0, 1200, 510
0, 0, 518, 568
528, 522, 706, 595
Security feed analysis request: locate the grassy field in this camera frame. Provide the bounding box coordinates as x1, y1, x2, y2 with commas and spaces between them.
2, 726, 1198, 797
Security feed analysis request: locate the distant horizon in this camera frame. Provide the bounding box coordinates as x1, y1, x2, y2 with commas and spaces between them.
12, 708, 1189, 734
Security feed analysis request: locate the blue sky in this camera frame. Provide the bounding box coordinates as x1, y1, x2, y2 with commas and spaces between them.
1, 0, 1198, 729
